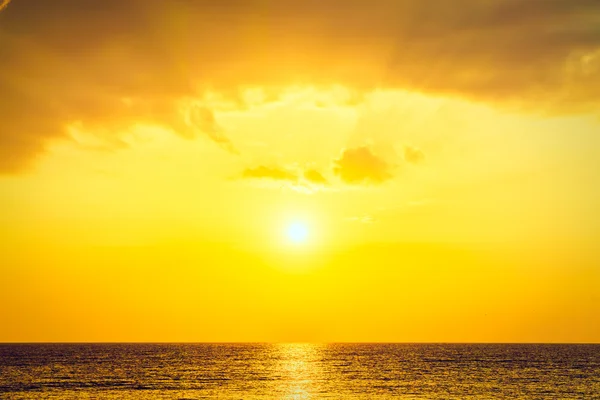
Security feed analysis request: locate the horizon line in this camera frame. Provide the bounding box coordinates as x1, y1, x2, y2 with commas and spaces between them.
2, 341, 599, 345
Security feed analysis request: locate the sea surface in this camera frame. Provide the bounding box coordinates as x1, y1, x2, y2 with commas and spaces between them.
0, 343, 599, 399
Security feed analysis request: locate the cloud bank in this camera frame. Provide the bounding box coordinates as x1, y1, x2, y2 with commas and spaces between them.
1, 0, 599, 172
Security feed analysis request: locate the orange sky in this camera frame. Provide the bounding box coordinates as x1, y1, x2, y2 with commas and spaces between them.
1, 0, 599, 343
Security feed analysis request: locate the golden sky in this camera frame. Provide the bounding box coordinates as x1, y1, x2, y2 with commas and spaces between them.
1, 0, 599, 343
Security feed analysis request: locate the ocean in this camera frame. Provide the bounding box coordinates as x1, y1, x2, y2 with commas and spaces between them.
1, 343, 599, 399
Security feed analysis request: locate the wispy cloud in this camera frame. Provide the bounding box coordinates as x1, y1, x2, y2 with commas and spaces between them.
347, 215, 377, 224
242, 166, 298, 182
239, 164, 332, 194
186, 105, 238, 154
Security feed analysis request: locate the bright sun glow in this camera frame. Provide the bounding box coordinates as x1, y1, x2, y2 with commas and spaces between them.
287, 222, 309, 244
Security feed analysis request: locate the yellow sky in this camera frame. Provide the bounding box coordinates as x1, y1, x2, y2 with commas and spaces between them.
1, 0, 599, 343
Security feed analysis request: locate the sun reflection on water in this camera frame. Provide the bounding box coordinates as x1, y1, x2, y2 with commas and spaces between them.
274, 343, 325, 400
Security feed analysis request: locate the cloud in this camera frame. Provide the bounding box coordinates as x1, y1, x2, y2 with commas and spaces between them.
304, 169, 328, 184
242, 166, 298, 182
241, 165, 331, 194
404, 146, 425, 164
186, 105, 238, 154
333, 146, 392, 184
1, 0, 600, 172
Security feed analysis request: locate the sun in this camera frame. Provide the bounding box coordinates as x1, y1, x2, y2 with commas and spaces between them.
286, 222, 309, 244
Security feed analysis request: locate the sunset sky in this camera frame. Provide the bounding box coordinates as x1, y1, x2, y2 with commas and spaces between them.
1, 0, 599, 343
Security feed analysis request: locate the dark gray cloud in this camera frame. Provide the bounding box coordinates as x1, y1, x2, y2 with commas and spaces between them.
1, 0, 599, 173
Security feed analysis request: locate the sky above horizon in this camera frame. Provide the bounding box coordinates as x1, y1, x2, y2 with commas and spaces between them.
1, 0, 599, 343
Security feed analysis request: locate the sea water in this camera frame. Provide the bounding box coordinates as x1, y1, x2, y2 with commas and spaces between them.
1, 343, 599, 399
